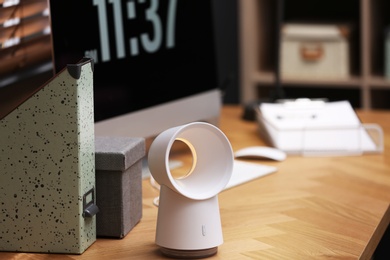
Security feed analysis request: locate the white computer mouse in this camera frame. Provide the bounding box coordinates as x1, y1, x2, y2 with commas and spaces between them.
234, 146, 287, 161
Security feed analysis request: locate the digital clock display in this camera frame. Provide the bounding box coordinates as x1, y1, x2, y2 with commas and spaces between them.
50, 0, 218, 122
92, 0, 177, 61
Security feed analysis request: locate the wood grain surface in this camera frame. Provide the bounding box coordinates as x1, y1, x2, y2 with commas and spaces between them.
1, 105, 389, 260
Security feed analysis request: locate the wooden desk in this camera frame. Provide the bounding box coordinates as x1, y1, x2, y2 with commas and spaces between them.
1, 105, 389, 259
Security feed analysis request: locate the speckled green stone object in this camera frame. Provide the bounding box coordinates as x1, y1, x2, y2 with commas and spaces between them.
0, 58, 97, 254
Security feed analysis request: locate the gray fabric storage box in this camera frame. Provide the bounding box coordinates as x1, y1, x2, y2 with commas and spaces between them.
95, 136, 145, 238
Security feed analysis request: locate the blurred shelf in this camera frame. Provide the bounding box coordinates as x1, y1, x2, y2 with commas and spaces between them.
239, 0, 390, 109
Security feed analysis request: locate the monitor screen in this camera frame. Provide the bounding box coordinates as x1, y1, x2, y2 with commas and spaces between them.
49, 0, 221, 138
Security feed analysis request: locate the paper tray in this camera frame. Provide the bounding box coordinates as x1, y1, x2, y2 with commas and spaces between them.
256, 101, 384, 156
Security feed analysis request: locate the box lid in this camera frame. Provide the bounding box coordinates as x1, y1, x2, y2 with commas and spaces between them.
95, 136, 145, 171
282, 24, 349, 40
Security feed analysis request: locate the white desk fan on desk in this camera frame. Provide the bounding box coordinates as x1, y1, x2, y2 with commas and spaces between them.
148, 122, 233, 258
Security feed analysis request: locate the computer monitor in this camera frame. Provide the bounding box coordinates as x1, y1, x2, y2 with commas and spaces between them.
49, 0, 222, 140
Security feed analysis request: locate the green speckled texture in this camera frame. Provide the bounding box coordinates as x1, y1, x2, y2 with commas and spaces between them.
0, 60, 96, 254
